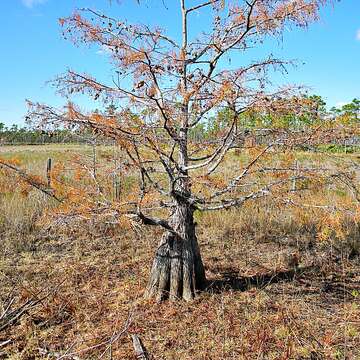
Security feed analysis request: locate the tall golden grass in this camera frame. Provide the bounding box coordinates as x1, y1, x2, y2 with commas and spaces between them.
0, 145, 359, 359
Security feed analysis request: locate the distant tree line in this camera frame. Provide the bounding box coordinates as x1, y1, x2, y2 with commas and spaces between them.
189, 96, 360, 143
1, 97, 359, 145
0, 123, 78, 144
0, 106, 116, 145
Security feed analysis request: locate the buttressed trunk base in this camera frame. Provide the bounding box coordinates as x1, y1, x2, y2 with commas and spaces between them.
145, 205, 206, 302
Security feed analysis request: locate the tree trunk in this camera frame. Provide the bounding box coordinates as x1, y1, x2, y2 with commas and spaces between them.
144, 204, 207, 301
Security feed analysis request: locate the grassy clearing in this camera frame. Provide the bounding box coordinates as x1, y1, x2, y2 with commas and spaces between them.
0, 145, 359, 359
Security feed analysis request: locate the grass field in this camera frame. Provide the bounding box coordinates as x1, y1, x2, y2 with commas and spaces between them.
0, 145, 359, 359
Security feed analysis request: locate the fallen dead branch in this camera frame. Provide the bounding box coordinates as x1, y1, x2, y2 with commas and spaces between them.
0, 278, 65, 333
131, 334, 149, 360
56, 308, 134, 359
1, 297, 44, 332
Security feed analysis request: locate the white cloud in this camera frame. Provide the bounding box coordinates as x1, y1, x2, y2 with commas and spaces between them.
96, 44, 113, 56
22, 0, 47, 8
356, 29, 360, 41
335, 101, 347, 108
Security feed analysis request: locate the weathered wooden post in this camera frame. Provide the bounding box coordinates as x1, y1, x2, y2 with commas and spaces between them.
113, 141, 121, 201
92, 138, 97, 181
114, 176, 121, 201
291, 160, 299, 191
46, 158, 52, 187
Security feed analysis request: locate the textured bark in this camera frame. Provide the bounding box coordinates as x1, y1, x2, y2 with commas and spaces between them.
144, 0, 208, 302
145, 204, 207, 301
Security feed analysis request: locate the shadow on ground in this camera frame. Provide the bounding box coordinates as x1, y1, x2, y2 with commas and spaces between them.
206, 263, 360, 303
206, 266, 305, 293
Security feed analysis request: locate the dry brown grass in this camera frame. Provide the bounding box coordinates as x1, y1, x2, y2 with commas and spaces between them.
1, 145, 359, 359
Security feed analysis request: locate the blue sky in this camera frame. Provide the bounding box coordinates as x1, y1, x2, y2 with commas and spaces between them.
0, 0, 359, 126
